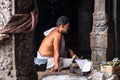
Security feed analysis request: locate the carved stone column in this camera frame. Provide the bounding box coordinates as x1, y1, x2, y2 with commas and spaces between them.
0, 0, 37, 80
90, 0, 108, 69
15, 33, 36, 80
0, 0, 16, 80
0, 35, 16, 80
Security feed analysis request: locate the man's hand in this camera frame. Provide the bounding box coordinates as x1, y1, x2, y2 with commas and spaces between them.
50, 67, 61, 72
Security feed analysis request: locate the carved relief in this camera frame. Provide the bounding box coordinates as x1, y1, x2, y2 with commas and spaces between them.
0, 12, 6, 30
0, 35, 14, 80
0, 36, 12, 70
90, 33, 107, 48
0, 0, 12, 29
0, 0, 14, 79
90, 0, 108, 67
94, 0, 105, 13
93, 12, 108, 33
91, 12, 108, 50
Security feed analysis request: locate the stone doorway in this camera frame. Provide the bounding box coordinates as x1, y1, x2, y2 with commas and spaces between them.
34, 0, 94, 59
0, 0, 120, 80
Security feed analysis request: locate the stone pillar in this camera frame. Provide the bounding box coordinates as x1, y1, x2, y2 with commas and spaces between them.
15, 33, 36, 80
0, 0, 16, 80
0, 0, 37, 80
90, 0, 108, 69
0, 35, 16, 80
0, 33, 35, 80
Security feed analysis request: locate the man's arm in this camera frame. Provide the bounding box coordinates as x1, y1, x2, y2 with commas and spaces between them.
51, 32, 62, 72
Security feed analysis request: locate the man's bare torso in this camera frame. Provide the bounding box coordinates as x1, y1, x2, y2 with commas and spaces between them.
38, 28, 62, 57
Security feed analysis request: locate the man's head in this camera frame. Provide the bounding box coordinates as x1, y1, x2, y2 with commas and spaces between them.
56, 16, 70, 34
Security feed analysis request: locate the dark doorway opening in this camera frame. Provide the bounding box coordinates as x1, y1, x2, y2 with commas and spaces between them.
34, 0, 94, 59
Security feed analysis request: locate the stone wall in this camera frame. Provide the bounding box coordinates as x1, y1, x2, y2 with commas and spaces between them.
0, 0, 37, 80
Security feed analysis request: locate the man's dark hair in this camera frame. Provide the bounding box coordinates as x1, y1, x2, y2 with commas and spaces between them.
56, 16, 70, 27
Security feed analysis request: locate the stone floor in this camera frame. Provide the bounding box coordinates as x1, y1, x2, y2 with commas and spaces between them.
37, 69, 120, 80
37, 69, 88, 80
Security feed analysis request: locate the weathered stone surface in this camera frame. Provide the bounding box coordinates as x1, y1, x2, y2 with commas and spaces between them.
15, 33, 36, 80
94, 0, 105, 13
0, 35, 16, 80
0, 33, 36, 80
0, 0, 37, 80
0, 0, 38, 42
0, 0, 13, 29
90, 0, 108, 69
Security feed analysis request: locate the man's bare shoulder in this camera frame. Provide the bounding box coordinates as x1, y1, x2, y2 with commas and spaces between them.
50, 28, 62, 37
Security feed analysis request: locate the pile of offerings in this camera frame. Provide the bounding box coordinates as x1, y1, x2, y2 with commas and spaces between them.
100, 57, 120, 76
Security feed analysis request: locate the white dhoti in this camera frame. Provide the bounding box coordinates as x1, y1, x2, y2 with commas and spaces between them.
37, 52, 72, 69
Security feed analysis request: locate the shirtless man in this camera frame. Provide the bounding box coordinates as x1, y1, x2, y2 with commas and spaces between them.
38, 16, 75, 72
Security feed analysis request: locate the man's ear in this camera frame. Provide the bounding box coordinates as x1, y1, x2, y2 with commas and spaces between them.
61, 24, 64, 28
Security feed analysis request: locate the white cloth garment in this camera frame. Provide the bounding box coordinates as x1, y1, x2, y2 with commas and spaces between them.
37, 52, 52, 59
37, 52, 54, 69
37, 52, 71, 69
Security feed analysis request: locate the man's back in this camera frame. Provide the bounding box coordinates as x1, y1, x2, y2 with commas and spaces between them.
38, 28, 62, 57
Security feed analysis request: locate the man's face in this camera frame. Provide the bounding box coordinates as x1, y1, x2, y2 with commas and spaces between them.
62, 23, 70, 34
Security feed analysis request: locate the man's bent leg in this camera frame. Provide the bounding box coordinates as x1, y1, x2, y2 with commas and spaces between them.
47, 58, 54, 69
59, 58, 72, 69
